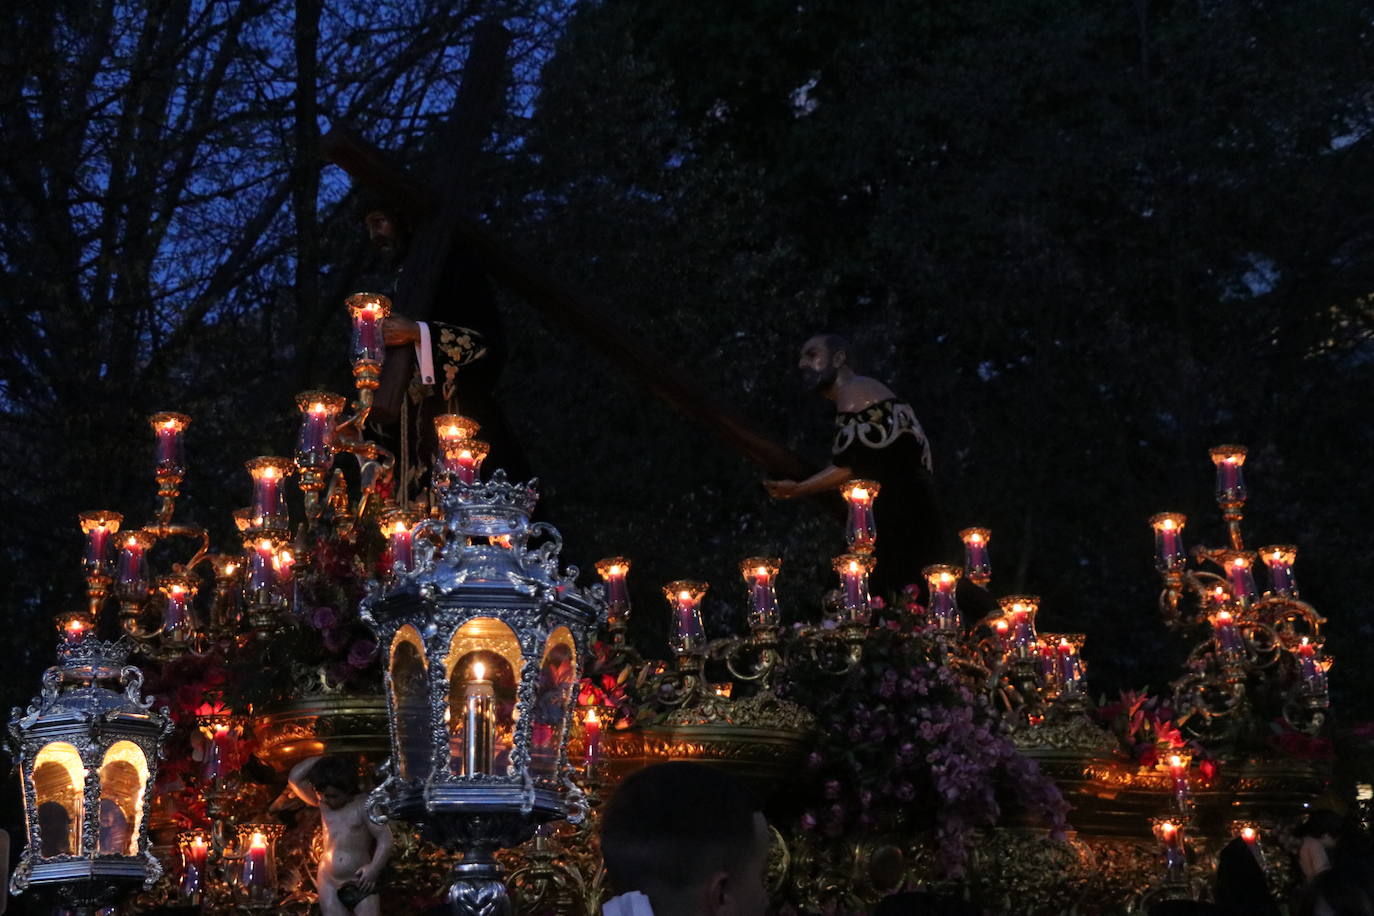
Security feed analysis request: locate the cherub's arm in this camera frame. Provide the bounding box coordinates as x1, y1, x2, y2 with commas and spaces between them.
287, 755, 322, 807
354, 814, 393, 893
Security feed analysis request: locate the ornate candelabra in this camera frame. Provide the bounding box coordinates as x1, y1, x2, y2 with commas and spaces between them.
1150, 445, 1330, 746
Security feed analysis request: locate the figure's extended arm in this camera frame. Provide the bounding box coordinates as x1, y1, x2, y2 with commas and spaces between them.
764, 463, 853, 500
354, 815, 393, 893
287, 755, 322, 807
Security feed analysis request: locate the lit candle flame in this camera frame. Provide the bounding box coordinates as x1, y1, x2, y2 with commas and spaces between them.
849, 487, 869, 501
678, 589, 692, 601
755, 566, 769, 577
1217, 609, 1233, 624
126, 535, 139, 548
1169, 754, 1183, 768
967, 532, 983, 543
1161, 518, 1176, 530
848, 561, 860, 574
1160, 821, 1177, 836
608, 564, 623, 576
472, 661, 486, 680
392, 521, 408, 536
585, 708, 600, 726
939, 572, 953, 585
249, 830, 267, 850
66, 619, 85, 634
310, 401, 325, 414
1241, 826, 1257, 842
995, 619, 1009, 633
223, 563, 237, 576
261, 466, 277, 480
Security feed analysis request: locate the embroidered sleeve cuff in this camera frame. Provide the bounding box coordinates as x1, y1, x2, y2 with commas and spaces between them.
416, 321, 435, 385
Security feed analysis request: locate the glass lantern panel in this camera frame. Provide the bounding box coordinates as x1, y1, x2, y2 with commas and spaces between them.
98, 741, 147, 856
446, 617, 523, 776
33, 742, 84, 857
530, 628, 577, 777
390, 626, 431, 781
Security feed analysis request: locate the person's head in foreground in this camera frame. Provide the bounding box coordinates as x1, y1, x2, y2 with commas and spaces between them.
600, 761, 769, 916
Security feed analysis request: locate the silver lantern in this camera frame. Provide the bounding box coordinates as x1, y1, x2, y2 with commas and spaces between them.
7, 635, 172, 913
362, 471, 604, 915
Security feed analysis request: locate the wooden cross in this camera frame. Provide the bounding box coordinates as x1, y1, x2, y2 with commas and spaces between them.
321, 20, 811, 482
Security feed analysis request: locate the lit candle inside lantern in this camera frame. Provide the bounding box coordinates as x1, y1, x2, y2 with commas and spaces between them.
1058, 637, 1084, 692
583, 707, 602, 767
79, 510, 122, 572
180, 832, 209, 898
1212, 609, 1245, 655
841, 480, 880, 554
1168, 754, 1190, 807
959, 528, 992, 585
740, 557, 780, 628
462, 661, 496, 776
1150, 513, 1187, 573
202, 722, 234, 784
382, 515, 415, 574
247, 537, 279, 596
1297, 637, 1326, 692
1240, 825, 1258, 846
664, 580, 709, 654
116, 532, 153, 597
346, 292, 391, 365
62, 615, 90, 645
246, 457, 293, 530
158, 576, 197, 643
1222, 552, 1258, 601
1156, 819, 1186, 872
241, 829, 272, 894
1210, 445, 1248, 501
294, 391, 344, 470
999, 595, 1040, 657
925, 565, 962, 630
1260, 544, 1298, 596
993, 618, 1011, 653
833, 555, 874, 624
434, 415, 481, 477
273, 549, 296, 591
448, 440, 490, 485
597, 557, 632, 630
149, 411, 190, 474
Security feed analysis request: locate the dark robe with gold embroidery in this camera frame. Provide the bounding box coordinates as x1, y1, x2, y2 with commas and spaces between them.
832, 398, 942, 597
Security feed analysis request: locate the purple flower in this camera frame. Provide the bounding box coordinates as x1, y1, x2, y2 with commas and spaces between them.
310, 606, 339, 630
347, 638, 378, 669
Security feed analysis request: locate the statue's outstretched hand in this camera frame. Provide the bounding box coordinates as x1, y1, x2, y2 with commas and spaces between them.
764, 479, 799, 500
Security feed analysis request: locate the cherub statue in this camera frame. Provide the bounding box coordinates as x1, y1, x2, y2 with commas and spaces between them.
288, 755, 392, 916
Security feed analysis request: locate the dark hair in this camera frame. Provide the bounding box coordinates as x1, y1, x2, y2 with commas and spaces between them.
1298, 809, 1345, 840
600, 762, 762, 905
307, 755, 359, 795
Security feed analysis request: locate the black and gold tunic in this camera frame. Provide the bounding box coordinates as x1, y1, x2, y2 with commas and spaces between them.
832, 398, 942, 596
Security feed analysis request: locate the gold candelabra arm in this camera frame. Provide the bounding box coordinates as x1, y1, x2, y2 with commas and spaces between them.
714, 626, 782, 686
794, 622, 867, 676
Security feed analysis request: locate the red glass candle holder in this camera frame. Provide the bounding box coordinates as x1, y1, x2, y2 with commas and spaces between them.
740, 557, 781, 629
1149, 513, 1188, 573
833, 554, 875, 624
345, 292, 391, 367
1260, 544, 1298, 597
79, 510, 122, 573
663, 580, 709, 655
149, 411, 191, 476
157, 574, 198, 644
294, 391, 345, 471
381, 509, 423, 575
595, 557, 632, 630
245, 456, 294, 532
841, 479, 880, 554
924, 565, 963, 631
1209, 445, 1248, 502
999, 595, 1040, 658
1220, 550, 1258, 602
959, 527, 992, 586
115, 530, 155, 601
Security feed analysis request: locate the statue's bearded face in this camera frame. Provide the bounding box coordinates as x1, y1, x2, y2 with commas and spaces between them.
364, 210, 405, 261
798, 337, 840, 394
